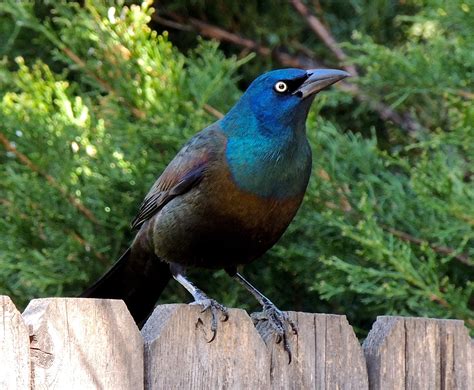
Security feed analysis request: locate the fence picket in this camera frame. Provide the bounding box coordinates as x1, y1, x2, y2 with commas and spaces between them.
0, 295, 471, 389
363, 316, 473, 390
22, 298, 143, 390
0, 296, 30, 389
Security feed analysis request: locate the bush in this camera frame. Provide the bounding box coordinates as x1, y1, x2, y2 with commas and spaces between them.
1, 0, 472, 334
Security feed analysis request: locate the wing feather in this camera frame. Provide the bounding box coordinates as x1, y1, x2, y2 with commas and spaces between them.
130, 127, 223, 230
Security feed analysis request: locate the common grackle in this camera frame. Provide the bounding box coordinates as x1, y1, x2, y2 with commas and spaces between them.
81, 68, 349, 359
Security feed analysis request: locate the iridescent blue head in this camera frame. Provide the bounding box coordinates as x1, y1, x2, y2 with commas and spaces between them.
220, 68, 349, 199
221, 68, 350, 136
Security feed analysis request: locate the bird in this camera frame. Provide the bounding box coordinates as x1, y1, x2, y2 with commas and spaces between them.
81, 67, 349, 360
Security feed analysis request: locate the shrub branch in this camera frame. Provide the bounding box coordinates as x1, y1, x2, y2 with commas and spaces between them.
152, 11, 423, 134
0, 131, 100, 225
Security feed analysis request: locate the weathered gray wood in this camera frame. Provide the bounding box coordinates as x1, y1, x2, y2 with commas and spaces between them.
259, 311, 368, 389
22, 298, 143, 389
143, 305, 367, 390
142, 304, 270, 389
3, 294, 470, 389
0, 296, 30, 389
363, 316, 473, 389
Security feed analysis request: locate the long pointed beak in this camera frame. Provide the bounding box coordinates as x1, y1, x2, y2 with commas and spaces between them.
294, 69, 350, 98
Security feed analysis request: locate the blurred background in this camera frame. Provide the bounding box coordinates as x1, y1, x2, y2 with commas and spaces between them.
0, 0, 472, 336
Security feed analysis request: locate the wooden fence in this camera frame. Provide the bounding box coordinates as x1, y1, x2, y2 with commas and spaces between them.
1, 295, 472, 389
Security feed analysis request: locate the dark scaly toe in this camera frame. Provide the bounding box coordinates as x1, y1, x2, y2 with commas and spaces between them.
251, 302, 297, 364
287, 315, 298, 335
191, 298, 229, 342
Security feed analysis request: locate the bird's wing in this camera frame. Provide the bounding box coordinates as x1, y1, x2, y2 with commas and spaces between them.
130, 127, 223, 230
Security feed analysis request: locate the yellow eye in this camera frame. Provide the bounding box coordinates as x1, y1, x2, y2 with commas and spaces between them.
274, 81, 288, 93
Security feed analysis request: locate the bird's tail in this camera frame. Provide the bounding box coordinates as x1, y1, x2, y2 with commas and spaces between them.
80, 245, 171, 327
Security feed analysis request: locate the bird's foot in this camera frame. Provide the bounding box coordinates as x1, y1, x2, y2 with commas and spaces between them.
190, 298, 229, 342
251, 301, 297, 363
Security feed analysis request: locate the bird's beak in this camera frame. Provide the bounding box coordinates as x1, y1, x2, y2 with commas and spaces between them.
294, 69, 350, 98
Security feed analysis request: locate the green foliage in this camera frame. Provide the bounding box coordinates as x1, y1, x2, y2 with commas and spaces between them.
347, 3, 474, 133
0, 0, 472, 334
0, 0, 246, 305
306, 119, 472, 322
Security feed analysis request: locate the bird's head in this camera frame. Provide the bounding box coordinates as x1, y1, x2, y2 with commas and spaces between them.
220, 68, 349, 197
229, 68, 349, 133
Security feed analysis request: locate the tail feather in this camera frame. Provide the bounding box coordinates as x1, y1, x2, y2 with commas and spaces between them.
80, 246, 171, 327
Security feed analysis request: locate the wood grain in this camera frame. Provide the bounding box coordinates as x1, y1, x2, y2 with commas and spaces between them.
0, 296, 30, 389
259, 311, 369, 389
363, 316, 473, 389
143, 305, 368, 389
2, 295, 472, 389
142, 304, 270, 389
22, 298, 143, 389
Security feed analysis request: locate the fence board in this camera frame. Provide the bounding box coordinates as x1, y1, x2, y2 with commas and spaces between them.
258, 311, 369, 389
0, 296, 30, 389
142, 304, 270, 389
143, 305, 368, 390
1, 294, 471, 389
22, 298, 143, 390
363, 316, 473, 390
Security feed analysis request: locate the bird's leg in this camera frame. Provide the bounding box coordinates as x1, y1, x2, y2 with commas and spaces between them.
170, 264, 228, 342
233, 272, 297, 363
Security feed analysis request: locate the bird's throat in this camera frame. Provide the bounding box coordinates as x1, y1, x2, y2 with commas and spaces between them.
224, 129, 312, 199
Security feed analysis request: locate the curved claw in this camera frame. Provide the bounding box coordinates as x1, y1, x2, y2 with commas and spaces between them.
208, 328, 217, 343
191, 298, 228, 342
282, 333, 292, 364
221, 310, 230, 322
289, 318, 298, 335
275, 334, 282, 344
251, 303, 297, 364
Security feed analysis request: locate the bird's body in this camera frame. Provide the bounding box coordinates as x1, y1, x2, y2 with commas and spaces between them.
143, 124, 311, 269
82, 68, 349, 349
133, 69, 314, 269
